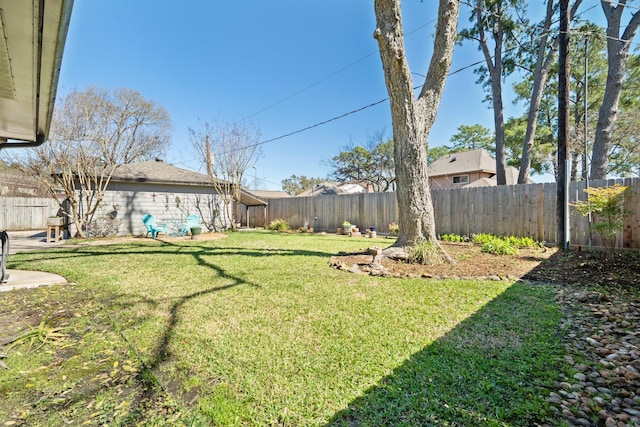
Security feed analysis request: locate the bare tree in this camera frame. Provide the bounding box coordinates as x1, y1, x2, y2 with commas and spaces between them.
373, 0, 459, 262
590, 0, 640, 179
17, 86, 171, 237
189, 119, 262, 228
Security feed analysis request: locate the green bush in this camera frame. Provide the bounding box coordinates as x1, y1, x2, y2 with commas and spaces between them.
511, 236, 541, 248
268, 219, 290, 232
471, 233, 494, 245
480, 236, 519, 255
572, 184, 631, 259
473, 233, 542, 252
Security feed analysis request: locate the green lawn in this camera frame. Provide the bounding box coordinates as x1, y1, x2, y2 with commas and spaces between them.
1, 231, 566, 426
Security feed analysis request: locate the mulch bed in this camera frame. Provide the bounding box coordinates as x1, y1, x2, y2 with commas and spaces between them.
330, 242, 640, 289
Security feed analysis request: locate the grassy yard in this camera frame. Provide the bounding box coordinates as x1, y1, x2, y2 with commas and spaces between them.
0, 231, 566, 426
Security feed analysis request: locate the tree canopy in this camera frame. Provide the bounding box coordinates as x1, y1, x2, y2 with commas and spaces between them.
281, 175, 325, 196
326, 131, 395, 192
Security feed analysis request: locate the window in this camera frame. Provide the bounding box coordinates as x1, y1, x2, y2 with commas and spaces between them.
452, 175, 469, 185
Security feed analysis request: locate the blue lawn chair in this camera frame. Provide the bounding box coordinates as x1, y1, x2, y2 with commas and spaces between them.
180, 214, 201, 236
142, 214, 168, 238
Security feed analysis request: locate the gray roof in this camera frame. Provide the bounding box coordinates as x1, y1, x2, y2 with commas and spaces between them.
248, 190, 290, 199
110, 161, 267, 206
428, 149, 496, 177
111, 161, 214, 186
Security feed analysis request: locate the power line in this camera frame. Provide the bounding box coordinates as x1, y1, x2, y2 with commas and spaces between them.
241, 18, 438, 122
181, 1, 640, 170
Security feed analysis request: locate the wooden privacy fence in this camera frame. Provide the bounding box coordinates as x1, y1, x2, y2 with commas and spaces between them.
0, 196, 60, 230
264, 178, 640, 249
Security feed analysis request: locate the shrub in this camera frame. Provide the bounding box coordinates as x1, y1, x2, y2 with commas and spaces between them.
471, 233, 495, 245
268, 219, 290, 232
472, 233, 541, 251
572, 184, 631, 259
85, 216, 122, 238
511, 236, 541, 248
480, 236, 519, 255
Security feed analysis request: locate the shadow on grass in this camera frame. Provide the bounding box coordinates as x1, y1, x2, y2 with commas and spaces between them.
4, 238, 574, 424
9, 240, 335, 265
325, 280, 565, 426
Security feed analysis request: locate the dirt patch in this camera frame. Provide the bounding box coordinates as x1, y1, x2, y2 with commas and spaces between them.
330, 242, 640, 289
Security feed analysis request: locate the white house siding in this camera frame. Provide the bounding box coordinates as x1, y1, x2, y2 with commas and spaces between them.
70, 182, 231, 237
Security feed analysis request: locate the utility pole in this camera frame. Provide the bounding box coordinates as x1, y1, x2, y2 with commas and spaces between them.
557, 0, 571, 250
584, 33, 593, 250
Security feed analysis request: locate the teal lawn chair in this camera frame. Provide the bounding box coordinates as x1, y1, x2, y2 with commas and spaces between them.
142, 214, 167, 238
180, 214, 201, 236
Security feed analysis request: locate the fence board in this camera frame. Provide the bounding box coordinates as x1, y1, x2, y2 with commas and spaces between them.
264, 179, 640, 249
7, 180, 640, 250
0, 196, 60, 230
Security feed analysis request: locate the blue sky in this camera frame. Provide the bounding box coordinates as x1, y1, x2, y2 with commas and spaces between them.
58, 1, 607, 190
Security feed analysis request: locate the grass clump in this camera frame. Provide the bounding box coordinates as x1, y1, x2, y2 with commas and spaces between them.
408, 241, 446, 265
267, 218, 290, 232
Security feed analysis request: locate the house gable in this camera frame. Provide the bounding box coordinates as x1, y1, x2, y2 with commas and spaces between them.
428, 148, 521, 188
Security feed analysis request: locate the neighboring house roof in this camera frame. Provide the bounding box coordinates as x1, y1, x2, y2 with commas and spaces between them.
247, 190, 290, 199
237, 189, 269, 207
428, 148, 524, 186
428, 149, 496, 177
110, 160, 267, 206
297, 181, 366, 197
0, 171, 49, 197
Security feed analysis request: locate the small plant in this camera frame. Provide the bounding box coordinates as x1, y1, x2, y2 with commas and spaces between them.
440, 233, 468, 243
342, 221, 352, 228
480, 236, 519, 255
268, 219, 290, 232
572, 184, 631, 259
6, 311, 68, 350
510, 236, 541, 248
388, 222, 399, 235
472, 233, 495, 245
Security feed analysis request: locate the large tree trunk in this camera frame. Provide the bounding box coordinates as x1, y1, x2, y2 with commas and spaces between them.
374, 0, 459, 259
590, 2, 640, 179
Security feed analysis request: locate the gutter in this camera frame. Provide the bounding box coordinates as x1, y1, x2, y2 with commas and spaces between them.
0, 0, 74, 151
